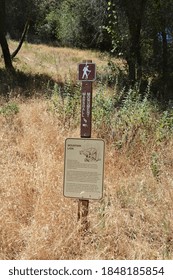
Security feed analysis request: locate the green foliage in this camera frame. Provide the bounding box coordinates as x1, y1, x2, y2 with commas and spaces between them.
36, 11, 59, 42
1, 69, 171, 150
103, 1, 128, 56
48, 74, 173, 148
49, 79, 81, 128
112, 89, 155, 147
92, 82, 173, 147
6, 0, 33, 38
150, 152, 161, 179
92, 87, 115, 137
92, 82, 156, 145
0, 102, 19, 116
57, 0, 108, 48
156, 109, 173, 142
97, 60, 127, 87
57, 0, 81, 47
34, 0, 61, 42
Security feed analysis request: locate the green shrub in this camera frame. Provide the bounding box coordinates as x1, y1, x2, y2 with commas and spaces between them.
97, 60, 127, 89
49, 79, 81, 128
111, 87, 156, 147
49, 77, 173, 148
57, 0, 107, 48
0, 102, 19, 116
92, 87, 115, 137
156, 110, 173, 142
150, 152, 161, 180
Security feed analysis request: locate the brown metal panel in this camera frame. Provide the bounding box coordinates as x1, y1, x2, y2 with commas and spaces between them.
79, 60, 94, 231
80, 81, 92, 138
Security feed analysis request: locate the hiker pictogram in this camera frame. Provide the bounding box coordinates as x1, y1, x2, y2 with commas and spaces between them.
78, 63, 96, 81
82, 64, 91, 79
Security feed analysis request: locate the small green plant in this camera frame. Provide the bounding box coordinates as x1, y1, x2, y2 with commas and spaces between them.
0, 102, 19, 116
112, 87, 156, 147
49, 79, 81, 127
97, 60, 126, 87
92, 87, 115, 138
156, 110, 173, 142
150, 152, 161, 180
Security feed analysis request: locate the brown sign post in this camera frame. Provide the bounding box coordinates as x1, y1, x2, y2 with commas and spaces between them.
80, 82, 92, 137
78, 60, 96, 231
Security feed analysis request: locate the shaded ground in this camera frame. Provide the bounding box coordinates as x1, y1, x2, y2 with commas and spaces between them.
0, 68, 57, 99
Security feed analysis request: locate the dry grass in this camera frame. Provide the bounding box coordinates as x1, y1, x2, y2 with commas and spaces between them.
8, 40, 121, 82
0, 42, 173, 260
1, 99, 173, 260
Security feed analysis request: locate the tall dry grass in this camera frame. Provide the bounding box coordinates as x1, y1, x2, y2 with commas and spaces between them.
0, 41, 173, 260
1, 98, 173, 260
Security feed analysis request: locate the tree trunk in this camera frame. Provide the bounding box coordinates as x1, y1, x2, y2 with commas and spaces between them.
161, 29, 168, 86
0, 0, 13, 70
136, 20, 142, 80
0, 34, 13, 70
128, 22, 142, 83
127, 41, 136, 83
11, 19, 30, 60
125, 0, 147, 84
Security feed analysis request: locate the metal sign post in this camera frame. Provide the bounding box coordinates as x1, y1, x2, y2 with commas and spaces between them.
63, 60, 101, 233
78, 60, 96, 231
80, 82, 92, 138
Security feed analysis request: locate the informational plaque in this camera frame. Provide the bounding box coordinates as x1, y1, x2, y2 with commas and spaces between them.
63, 138, 105, 200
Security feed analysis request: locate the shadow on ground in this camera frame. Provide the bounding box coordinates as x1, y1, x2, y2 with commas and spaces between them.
0, 68, 61, 99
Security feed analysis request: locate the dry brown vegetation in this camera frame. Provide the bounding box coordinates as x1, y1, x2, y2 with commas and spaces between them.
0, 41, 173, 260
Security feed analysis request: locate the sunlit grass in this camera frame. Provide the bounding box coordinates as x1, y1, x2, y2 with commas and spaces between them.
7, 40, 113, 81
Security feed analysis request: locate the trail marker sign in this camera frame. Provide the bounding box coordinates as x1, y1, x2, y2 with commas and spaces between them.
63, 60, 103, 230
78, 63, 96, 81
